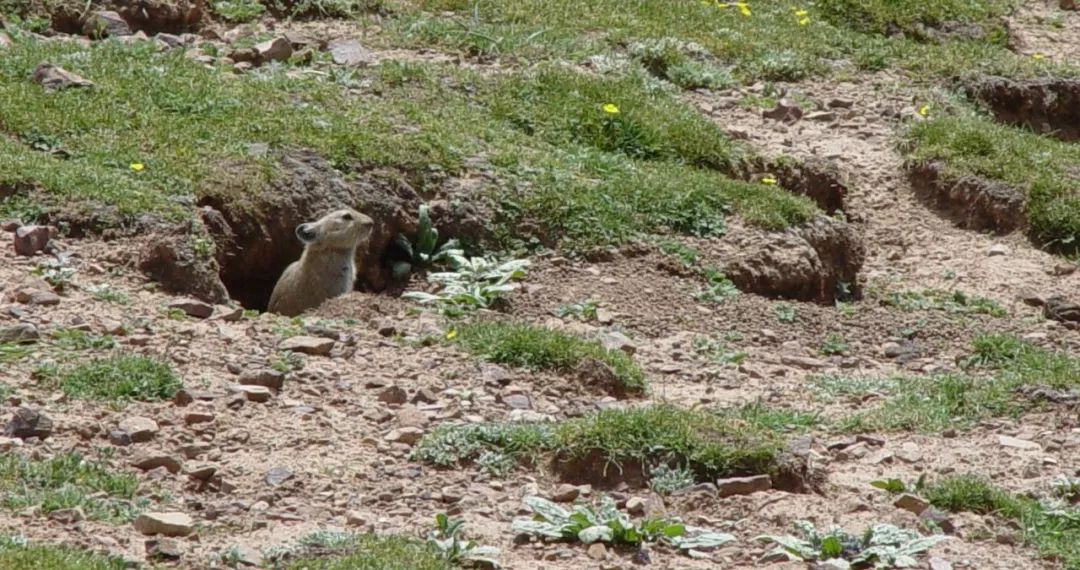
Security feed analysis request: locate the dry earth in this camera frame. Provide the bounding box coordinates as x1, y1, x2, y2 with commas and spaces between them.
2, 2, 1080, 570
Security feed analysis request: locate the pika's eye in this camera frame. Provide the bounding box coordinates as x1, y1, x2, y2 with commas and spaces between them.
341, 212, 354, 221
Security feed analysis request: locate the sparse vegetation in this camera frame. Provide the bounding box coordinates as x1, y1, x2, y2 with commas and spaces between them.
50, 329, 116, 351
403, 255, 529, 315
757, 520, 950, 567
36, 354, 181, 404
694, 268, 740, 304
552, 299, 599, 322
880, 288, 1007, 317
413, 404, 814, 483
0, 536, 127, 570
279, 533, 452, 570
819, 333, 849, 356
393, 203, 462, 279
0, 452, 142, 522
454, 321, 646, 394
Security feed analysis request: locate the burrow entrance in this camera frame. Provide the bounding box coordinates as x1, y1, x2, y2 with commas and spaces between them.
967, 76, 1080, 142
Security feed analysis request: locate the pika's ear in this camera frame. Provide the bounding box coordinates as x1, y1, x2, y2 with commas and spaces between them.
295, 223, 317, 244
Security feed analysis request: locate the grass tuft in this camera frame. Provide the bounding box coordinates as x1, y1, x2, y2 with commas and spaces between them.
0, 537, 126, 570
455, 321, 647, 394
37, 354, 181, 404
281, 533, 451, 570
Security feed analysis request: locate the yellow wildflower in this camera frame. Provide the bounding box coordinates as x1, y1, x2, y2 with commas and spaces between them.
129, 163, 144, 172
918, 105, 930, 117
1032, 53, 1045, 60
446, 329, 458, 340
735, 2, 751, 16
761, 175, 777, 185
799, 17, 810, 25
795, 9, 808, 17
602, 103, 620, 114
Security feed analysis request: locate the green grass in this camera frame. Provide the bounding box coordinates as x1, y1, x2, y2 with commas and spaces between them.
388, 0, 1059, 82
904, 114, 1080, 253
281, 534, 451, 570
454, 321, 647, 394
50, 329, 116, 351
412, 404, 816, 482
923, 475, 1080, 569
835, 334, 1080, 433
0, 36, 817, 252
0, 537, 126, 570
0, 343, 32, 364
37, 353, 181, 404
0, 452, 142, 522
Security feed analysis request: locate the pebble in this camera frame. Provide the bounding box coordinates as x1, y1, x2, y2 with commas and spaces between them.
167, 298, 214, 318
238, 368, 285, 391
229, 384, 273, 403
265, 466, 293, 486
118, 416, 159, 443
894, 493, 930, 515
988, 244, 1009, 256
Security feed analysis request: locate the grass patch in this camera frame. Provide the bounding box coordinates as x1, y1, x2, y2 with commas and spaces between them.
0, 452, 142, 522
923, 475, 1080, 568
0, 343, 32, 364
37, 353, 181, 404
835, 334, 1080, 433
0, 37, 815, 252
454, 321, 647, 394
412, 404, 815, 483
904, 114, 1080, 254
0, 537, 126, 570
390, 0, 1057, 81
50, 329, 116, 351
879, 288, 1007, 317
280, 533, 451, 570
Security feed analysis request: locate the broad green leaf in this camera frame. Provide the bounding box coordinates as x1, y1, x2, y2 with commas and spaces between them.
578, 525, 613, 544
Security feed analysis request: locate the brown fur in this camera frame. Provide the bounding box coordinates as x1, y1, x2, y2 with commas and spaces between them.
267, 208, 374, 317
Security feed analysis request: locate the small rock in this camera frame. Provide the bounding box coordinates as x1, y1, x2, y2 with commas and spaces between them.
329, 40, 376, 66
1044, 296, 1080, 323
781, 355, 828, 370
229, 384, 273, 403
881, 342, 903, 358
131, 451, 182, 474
5, 407, 53, 439
998, 435, 1041, 451
1018, 290, 1046, 307
1061, 0, 1078, 11
919, 507, 956, 534
184, 410, 215, 425
211, 306, 243, 322
134, 512, 194, 537
928, 557, 953, 570
0, 324, 38, 344
48, 507, 85, 524
109, 430, 133, 446
265, 466, 293, 486
551, 484, 585, 503
625, 496, 647, 515
396, 405, 429, 428
600, 331, 637, 355
805, 110, 837, 122
13, 225, 50, 256
988, 244, 1009, 256
501, 393, 532, 410
232, 545, 262, 567
1053, 263, 1077, 276
715, 475, 772, 497
168, 298, 213, 318
118, 416, 159, 443
82, 11, 131, 38
587, 542, 608, 561
32, 63, 94, 92
893, 493, 930, 515
377, 385, 408, 405
145, 537, 184, 560
827, 98, 854, 109
187, 464, 217, 481
345, 510, 368, 527
1, 219, 20, 231
384, 427, 425, 445
154, 33, 185, 49
13, 288, 60, 306
595, 308, 615, 325
412, 388, 438, 404
762, 98, 803, 123
238, 368, 285, 391
0, 33, 10, 49
254, 37, 293, 63
280, 335, 334, 355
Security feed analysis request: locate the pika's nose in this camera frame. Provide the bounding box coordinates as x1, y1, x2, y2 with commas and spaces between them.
295, 223, 317, 243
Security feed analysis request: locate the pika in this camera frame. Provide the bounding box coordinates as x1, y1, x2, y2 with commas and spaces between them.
267, 208, 374, 317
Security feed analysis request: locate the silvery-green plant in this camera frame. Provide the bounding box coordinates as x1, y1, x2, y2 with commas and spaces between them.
393, 203, 463, 278
428, 513, 501, 568
757, 521, 950, 569
511, 496, 734, 554
403, 254, 529, 315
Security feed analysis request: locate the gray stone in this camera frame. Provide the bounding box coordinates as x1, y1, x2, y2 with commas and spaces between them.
377, 385, 408, 405
5, 407, 53, 439
893, 493, 930, 515
168, 298, 213, 318
82, 11, 131, 38
118, 416, 159, 443
781, 355, 829, 370
762, 98, 803, 123
600, 331, 636, 355
998, 435, 1041, 450
254, 37, 293, 63
131, 451, 182, 474
0, 324, 38, 344
229, 384, 273, 403
384, 427, 424, 445
238, 368, 285, 391
32, 63, 94, 92
265, 466, 293, 486
13, 225, 50, 256
329, 40, 375, 66
280, 335, 334, 355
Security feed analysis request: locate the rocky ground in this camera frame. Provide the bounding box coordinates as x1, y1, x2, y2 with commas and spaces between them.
2, 1, 1080, 570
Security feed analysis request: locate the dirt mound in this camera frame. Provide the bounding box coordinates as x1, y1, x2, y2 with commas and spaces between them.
721, 216, 864, 304
46, 0, 203, 35
907, 160, 1026, 234
967, 76, 1080, 141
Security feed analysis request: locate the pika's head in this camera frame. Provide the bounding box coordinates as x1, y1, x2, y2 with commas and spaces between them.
296, 208, 374, 251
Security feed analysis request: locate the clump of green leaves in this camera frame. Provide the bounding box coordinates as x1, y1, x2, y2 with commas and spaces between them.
626, 37, 734, 90
210, 0, 266, 22
274, 532, 452, 570
50, 329, 115, 351
31, 266, 75, 292
427, 513, 500, 568
87, 285, 130, 306
552, 299, 599, 322
819, 333, 848, 356
648, 464, 696, 495
691, 336, 747, 365
774, 303, 796, 323
403, 255, 529, 315
512, 495, 734, 554
757, 520, 950, 568
870, 474, 928, 496
0, 344, 31, 364
695, 268, 739, 304
454, 321, 647, 394
410, 422, 554, 476
393, 204, 463, 279
37, 354, 181, 404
